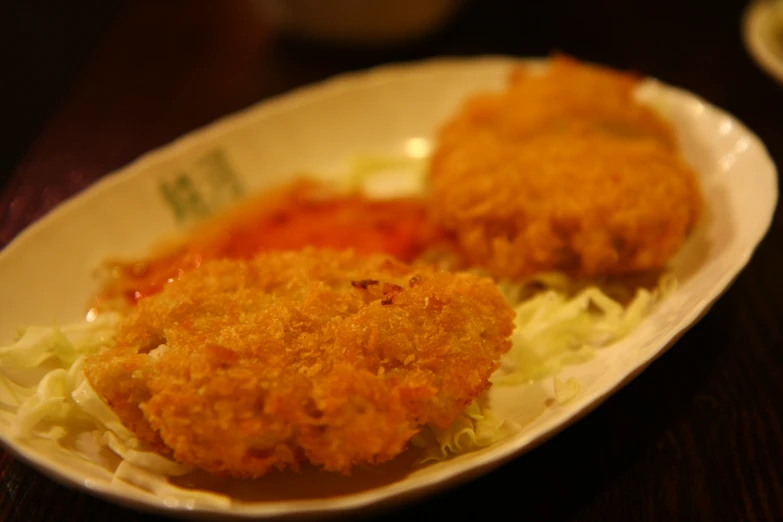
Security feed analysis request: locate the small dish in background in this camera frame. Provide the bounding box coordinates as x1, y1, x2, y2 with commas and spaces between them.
743, 0, 783, 84
255, 0, 463, 47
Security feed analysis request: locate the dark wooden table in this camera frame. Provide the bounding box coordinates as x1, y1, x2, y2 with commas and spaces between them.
2, 1, 782, 520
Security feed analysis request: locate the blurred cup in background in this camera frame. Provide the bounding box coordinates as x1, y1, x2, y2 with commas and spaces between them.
255, 0, 463, 47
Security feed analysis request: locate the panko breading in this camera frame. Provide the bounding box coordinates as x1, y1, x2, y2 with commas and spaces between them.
84, 249, 514, 477
429, 57, 701, 280
436, 55, 678, 152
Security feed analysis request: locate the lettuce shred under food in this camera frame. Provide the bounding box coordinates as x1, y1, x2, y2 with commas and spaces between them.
0, 313, 230, 507
411, 399, 521, 464
492, 273, 676, 388
413, 273, 675, 463
339, 155, 427, 198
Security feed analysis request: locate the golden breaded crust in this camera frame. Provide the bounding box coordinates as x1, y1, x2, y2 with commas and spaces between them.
84, 249, 514, 477
437, 55, 678, 152
430, 130, 700, 279
429, 57, 701, 279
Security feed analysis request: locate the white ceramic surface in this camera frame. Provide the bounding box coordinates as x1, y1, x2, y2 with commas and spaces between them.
743, 0, 783, 84
0, 57, 777, 519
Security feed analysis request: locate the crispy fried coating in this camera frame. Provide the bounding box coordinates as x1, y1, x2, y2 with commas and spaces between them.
437, 55, 678, 152
84, 249, 514, 477
429, 57, 701, 280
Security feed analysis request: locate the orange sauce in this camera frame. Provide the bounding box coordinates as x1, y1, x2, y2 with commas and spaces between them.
96, 180, 454, 307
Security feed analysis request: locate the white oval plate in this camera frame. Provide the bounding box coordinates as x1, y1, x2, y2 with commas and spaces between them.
0, 57, 778, 519
743, 0, 783, 84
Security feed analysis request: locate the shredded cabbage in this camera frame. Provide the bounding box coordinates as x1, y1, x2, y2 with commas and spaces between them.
493, 274, 676, 386
411, 398, 521, 464
0, 313, 229, 507
339, 155, 427, 198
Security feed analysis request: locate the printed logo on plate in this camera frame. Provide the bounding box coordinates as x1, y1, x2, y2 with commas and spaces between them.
158, 149, 245, 223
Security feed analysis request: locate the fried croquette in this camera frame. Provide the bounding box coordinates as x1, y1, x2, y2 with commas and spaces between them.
429, 57, 701, 280
83, 249, 515, 477
436, 55, 678, 151
430, 130, 700, 279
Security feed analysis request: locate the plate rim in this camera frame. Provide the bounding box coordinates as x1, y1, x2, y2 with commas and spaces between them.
0, 55, 779, 518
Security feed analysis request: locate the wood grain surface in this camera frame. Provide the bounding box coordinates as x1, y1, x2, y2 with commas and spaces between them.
2, 1, 782, 520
